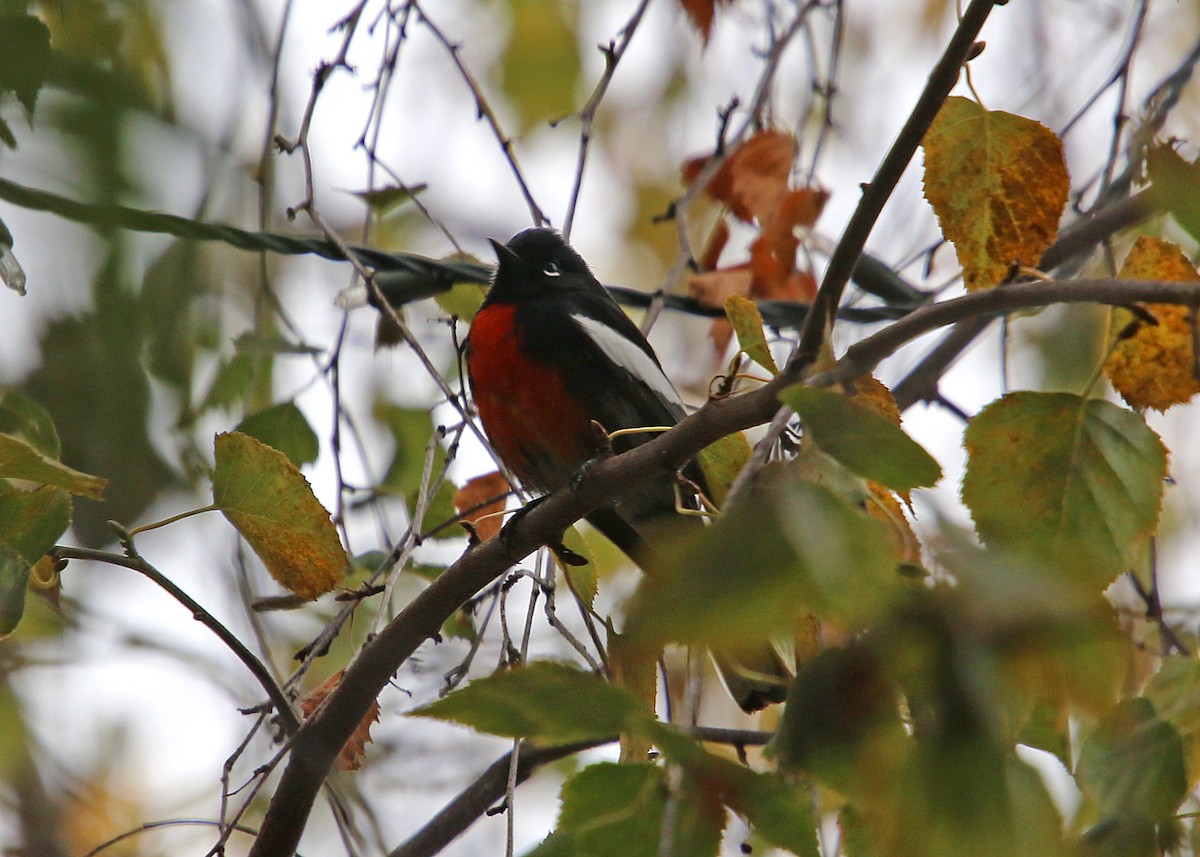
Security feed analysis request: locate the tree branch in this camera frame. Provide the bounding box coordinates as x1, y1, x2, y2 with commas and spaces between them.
249, 275, 1200, 856
386, 727, 772, 857
794, 0, 1000, 366
51, 546, 300, 735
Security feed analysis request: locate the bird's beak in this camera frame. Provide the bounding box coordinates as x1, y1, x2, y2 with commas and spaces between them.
488, 237, 523, 269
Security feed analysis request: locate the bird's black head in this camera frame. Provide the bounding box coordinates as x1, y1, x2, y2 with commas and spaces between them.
487, 228, 596, 301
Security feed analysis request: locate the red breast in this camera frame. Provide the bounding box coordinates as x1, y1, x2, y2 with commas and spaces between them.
467, 302, 600, 493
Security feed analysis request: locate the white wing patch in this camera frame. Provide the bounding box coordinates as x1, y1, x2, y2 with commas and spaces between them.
570, 314, 683, 408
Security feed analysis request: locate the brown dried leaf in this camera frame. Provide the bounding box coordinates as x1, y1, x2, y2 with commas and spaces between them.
454, 471, 511, 542
689, 267, 753, 353
299, 670, 380, 771
677, 0, 734, 45
683, 130, 795, 224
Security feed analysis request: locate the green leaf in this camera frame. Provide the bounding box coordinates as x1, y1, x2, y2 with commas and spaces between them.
200, 353, 254, 412
213, 432, 348, 600
1146, 659, 1200, 787
235, 401, 319, 468
500, 0, 580, 130
232, 332, 323, 356
626, 475, 898, 651
696, 431, 752, 507
0, 545, 33, 637
725, 295, 779, 374
962, 392, 1167, 586
1077, 698, 1187, 821
374, 401, 447, 504
717, 766, 817, 857
23, 296, 178, 545
526, 764, 671, 857
0, 484, 71, 636
772, 644, 905, 799
780, 385, 941, 492
0, 434, 107, 499
349, 183, 427, 215
0, 389, 60, 459
441, 607, 476, 642
1148, 145, 1200, 245
0, 14, 52, 116
647, 723, 818, 856
411, 661, 647, 743
434, 277, 489, 322
559, 525, 598, 608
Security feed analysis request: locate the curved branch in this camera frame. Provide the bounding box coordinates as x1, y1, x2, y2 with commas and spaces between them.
51, 546, 301, 735
389, 727, 773, 857
249, 276, 1200, 857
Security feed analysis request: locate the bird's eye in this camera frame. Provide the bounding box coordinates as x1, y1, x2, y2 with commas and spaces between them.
543, 262, 561, 277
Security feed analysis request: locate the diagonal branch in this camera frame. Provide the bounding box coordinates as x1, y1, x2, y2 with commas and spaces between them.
387, 727, 772, 857
247, 275, 1200, 857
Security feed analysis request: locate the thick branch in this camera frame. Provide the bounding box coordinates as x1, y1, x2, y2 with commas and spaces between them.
249, 276, 1200, 856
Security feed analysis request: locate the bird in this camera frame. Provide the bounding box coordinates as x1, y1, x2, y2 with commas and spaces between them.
465, 227, 789, 711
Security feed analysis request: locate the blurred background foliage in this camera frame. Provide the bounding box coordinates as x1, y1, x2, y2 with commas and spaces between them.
1, 0, 1200, 855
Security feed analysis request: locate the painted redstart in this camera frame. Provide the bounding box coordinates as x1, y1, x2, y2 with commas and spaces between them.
466, 227, 789, 711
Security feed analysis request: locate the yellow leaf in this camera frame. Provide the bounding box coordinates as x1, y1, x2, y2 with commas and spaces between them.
1104, 237, 1200, 411
922, 97, 1068, 291
213, 432, 348, 600
609, 628, 657, 762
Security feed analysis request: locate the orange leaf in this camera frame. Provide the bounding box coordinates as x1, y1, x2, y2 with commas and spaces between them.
688, 265, 754, 308
1104, 236, 1200, 411
689, 267, 753, 354
922, 97, 1069, 291
697, 219, 730, 272
677, 0, 733, 44
454, 471, 511, 542
683, 130, 796, 223
300, 670, 380, 771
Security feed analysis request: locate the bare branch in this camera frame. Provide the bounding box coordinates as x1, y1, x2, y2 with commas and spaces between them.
51, 546, 301, 735
413, 1, 548, 227
561, 0, 652, 239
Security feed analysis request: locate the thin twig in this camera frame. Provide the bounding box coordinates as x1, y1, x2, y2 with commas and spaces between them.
412, 1, 548, 226
51, 546, 300, 734
794, 0, 999, 366
560, 0, 652, 239
386, 726, 772, 857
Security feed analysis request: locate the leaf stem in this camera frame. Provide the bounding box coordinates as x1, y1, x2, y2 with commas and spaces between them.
124, 503, 221, 538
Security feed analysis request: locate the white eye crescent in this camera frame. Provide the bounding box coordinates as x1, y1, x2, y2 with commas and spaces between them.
543, 262, 561, 277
